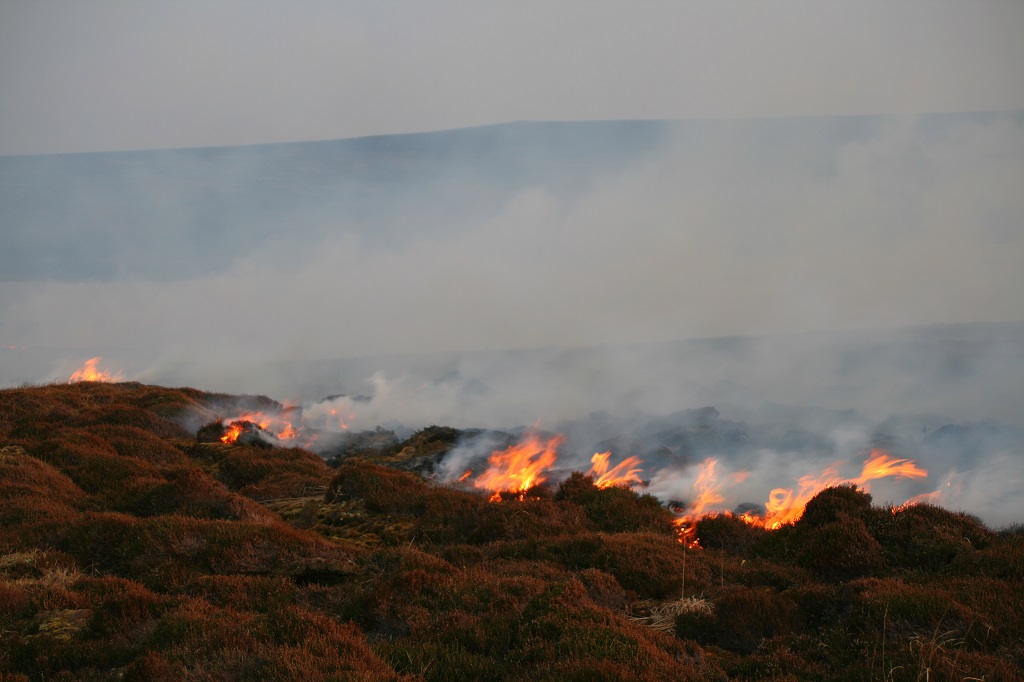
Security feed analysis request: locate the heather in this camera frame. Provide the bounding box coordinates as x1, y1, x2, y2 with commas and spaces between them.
1, 382, 1021, 680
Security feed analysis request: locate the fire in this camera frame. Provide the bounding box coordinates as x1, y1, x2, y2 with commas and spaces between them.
587, 451, 644, 488
673, 458, 727, 548
220, 421, 248, 444
327, 408, 352, 430
219, 412, 302, 444
757, 450, 927, 529
672, 450, 929, 546
473, 431, 564, 500
68, 357, 122, 383
897, 477, 954, 511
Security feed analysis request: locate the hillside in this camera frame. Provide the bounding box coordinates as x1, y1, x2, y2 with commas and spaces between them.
0, 120, 667, 282
1, 381, 1022, 680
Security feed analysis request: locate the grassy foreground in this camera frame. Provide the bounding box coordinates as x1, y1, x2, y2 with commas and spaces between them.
1, 382, 1021, 681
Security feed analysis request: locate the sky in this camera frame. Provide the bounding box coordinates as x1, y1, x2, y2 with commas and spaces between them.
1, 1, 1023, 155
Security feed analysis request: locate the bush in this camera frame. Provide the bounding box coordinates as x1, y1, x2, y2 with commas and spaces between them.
868, 503, 993, 569
694, 513, 768, 555
799, 484, 873, 527
796, 514, 887, 580
556, 472, 676, 535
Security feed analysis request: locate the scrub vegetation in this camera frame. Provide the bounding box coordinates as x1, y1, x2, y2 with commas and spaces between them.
1, 382, 1021, 680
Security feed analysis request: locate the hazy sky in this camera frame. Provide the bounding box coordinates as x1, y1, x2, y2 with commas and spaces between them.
1, 1, 1022, 400
1, 1, 1023, 155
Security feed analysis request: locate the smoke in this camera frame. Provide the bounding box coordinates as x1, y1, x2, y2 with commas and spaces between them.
1, 113, 1023, 525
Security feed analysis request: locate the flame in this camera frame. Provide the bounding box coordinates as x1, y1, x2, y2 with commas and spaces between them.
329, 408, 351, 430
68, 357, 122, 383
673, 458, 727, 547
897, 490, 944, 510
897, 477, 954, 511
219, 411, 302, 444
473, 431, 563, 500
754, 450, 928, 529
457, 470, 472, 483
587, 451, 644, 488
220, 421, 247, 444
673, 450, 929, 545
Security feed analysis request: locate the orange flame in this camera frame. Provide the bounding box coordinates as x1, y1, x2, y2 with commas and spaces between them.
673, 450, 929, 545
473, 431, 563, 500
220, 422, 247, 444
68, 357, 123, 383
757, 450, 928, 529
219, 411, 302, 444
673, 458, 727, 547
587, 451, 644, 489
897, 477, 954, 511
897, 490, 944, 510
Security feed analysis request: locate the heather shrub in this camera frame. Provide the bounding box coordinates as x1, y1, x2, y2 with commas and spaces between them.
214, 445, 331, 497
327, 462, 590, 545
327, 462, 433, 509
799, 484, 872, 527
694, 513, 768, 555
578, 568, 627, 611
692, 585, 801, 654
43, 513, 354, 589
134, 601, 400, 681
516, 532, 687, 599
377, 639, 502, 681
0, 446, 87, 510
555, 472, 676, 534
184, 575, 300, 612
31, 431, 167, 503
89, 424, 191, 466
951, 532, 1024, 580
74, 402, 189, 439
121, 465, 269, 520
796, 514, 887, 580
0, 583, 32, 616
868, 503, 993, 569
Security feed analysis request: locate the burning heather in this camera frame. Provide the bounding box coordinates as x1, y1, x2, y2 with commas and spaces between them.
587, 451, 645, 489
472, 430, 564, 502
217, 411, 303, 445
190, 389, 1020, 536
67, 357, 122, 383
670, 451, 930, 547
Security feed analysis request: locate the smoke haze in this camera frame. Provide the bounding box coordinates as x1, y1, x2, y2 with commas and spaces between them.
2, 114, 1022, 526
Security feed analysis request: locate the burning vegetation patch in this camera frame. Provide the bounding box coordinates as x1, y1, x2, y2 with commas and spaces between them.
0, 381, 1021, 681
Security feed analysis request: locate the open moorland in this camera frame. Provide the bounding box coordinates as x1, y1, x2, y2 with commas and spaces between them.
1, 381, 1022, 681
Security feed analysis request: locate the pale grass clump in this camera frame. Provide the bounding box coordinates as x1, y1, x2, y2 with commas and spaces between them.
0, 549, 83, 587
629, 596, 713, 634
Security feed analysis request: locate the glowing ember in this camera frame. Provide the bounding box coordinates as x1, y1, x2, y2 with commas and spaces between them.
68, 357, 122, 383
474, 431, 564, 500
587, 451, 644, 488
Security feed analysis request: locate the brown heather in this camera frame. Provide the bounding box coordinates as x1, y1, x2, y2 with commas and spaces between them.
0, 382, 1022, 680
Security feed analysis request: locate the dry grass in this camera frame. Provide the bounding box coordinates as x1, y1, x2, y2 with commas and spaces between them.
628, 596, 714, 634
